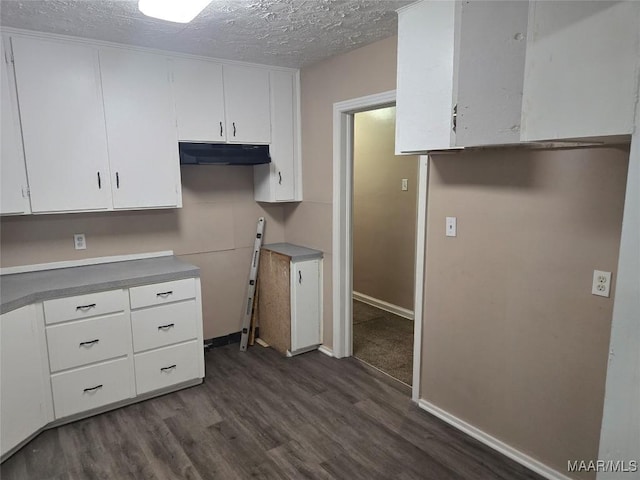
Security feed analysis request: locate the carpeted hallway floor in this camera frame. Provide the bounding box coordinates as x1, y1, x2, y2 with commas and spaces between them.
352, 299, 414, 385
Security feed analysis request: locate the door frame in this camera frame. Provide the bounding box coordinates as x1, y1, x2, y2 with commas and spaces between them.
332, 90, 429, 402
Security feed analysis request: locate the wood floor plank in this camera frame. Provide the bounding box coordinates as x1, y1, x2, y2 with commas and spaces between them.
1, 344, 545, 480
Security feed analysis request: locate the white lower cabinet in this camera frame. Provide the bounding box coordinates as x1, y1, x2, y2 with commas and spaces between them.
0, 276, 204, 461
258, 245, 322, 356
50, 357, 133, 419
134, 341, 201, 395
0, 304, 51, 458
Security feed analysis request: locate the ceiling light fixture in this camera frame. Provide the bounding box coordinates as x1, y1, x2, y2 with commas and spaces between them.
138, 0, 213, 23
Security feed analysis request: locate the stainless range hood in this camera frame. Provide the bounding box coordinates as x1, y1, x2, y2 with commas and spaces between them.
179, 143, 271, 165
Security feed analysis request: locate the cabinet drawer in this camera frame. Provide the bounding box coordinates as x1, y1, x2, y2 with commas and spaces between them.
134, 341, 200, 395
51, 357, 132, 419
46, 313, 130, 372
44, 290, 125, 325
129, 278, 195, 309
131, 300, 198, 353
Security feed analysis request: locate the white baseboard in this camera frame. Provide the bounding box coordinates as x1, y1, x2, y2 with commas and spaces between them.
0, 251, 174, 275
352, 291, 414, 320
318, 345, 334, 357
417, 400, 572, 480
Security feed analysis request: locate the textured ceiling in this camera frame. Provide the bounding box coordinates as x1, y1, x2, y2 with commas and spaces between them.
0, 0, 412, 68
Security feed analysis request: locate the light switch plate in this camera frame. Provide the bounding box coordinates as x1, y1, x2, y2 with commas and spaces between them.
446, 217, 457, 237
401, 179, 408, 191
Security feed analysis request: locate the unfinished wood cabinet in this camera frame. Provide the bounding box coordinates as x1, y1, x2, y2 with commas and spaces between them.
258, 243, 322, 356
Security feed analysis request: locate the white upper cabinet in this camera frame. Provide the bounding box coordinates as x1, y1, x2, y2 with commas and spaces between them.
395, 0, 528, 153
223, 65, 271, 144
11, 36, 112, 213
521, 1, 640, 142
254, 70, 299, 202
0, 37, 30, 215
100, 48, 181, 209
172, 58, 226, 142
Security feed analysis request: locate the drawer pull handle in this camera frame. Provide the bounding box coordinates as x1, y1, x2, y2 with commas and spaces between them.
161, 364, 177, 372
156, 291, 173, 298
79, 339, 100, 347
83, 384, 103, 393
158, 323, 175, 331
76, 303, 96, 311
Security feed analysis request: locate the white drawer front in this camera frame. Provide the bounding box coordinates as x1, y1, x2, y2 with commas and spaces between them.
134, 341, 200, 395
129, 278, 196, 310
51, 357, 132, 419
131, 300, 198, 353
46, 313, 130, 372
44, 290, 126, 325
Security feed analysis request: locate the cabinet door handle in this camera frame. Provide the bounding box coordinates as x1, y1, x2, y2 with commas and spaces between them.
79, 339, 100, 347
232, 122, 236, 137
278, 171, 282, 185
116, 172, 120, 189
452, 104, 457, 133
220, 121, 223, 137
83, 384, 103, 393
156, 291, 173, 298
299, 270, 302, 284
158, 323, 175, 331
161, 364, 177, 372
97, 172, 102, 189
76, 303, 96, 311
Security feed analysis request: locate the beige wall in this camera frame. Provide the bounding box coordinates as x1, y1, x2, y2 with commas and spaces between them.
286, 35, 399, 343
0, 166, 285, 339
353, 107, 418, 310
421, 146, 629, 478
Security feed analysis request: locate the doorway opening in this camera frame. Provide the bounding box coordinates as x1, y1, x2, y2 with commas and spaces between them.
351, 106, 419, 385
332, 90, 428, 400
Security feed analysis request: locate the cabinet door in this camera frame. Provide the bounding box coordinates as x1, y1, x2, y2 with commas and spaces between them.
254, 70, 297, 202
0, 37, 30, 215
173, 58, 226, 142
223, 65, 271, 144
395, 0, 456, 153
521, 1, 640, 141
291, 259, 321, 352
11, 37, 111, 213
455, 1, 528, 147
1, 305, 49, 457
100, 48, 181, 209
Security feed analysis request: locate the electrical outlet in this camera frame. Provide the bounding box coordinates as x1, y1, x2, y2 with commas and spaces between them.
401, 179, 408, 191
592, 270, 611, 297
74, 233, 86, 250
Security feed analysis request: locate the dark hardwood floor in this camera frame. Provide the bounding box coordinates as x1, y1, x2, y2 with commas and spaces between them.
1, 344, 543, 480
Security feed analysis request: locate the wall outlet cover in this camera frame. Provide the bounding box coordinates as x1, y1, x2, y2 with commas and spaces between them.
74, 233, 86, 250
592, 270, 611, 297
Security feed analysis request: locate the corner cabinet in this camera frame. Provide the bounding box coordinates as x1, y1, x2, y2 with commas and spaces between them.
258, 244, 322, 356
0, 305, 52, 458
395, 0, 528, 153
0, 36, 30, 215
520, 0, 640, 142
